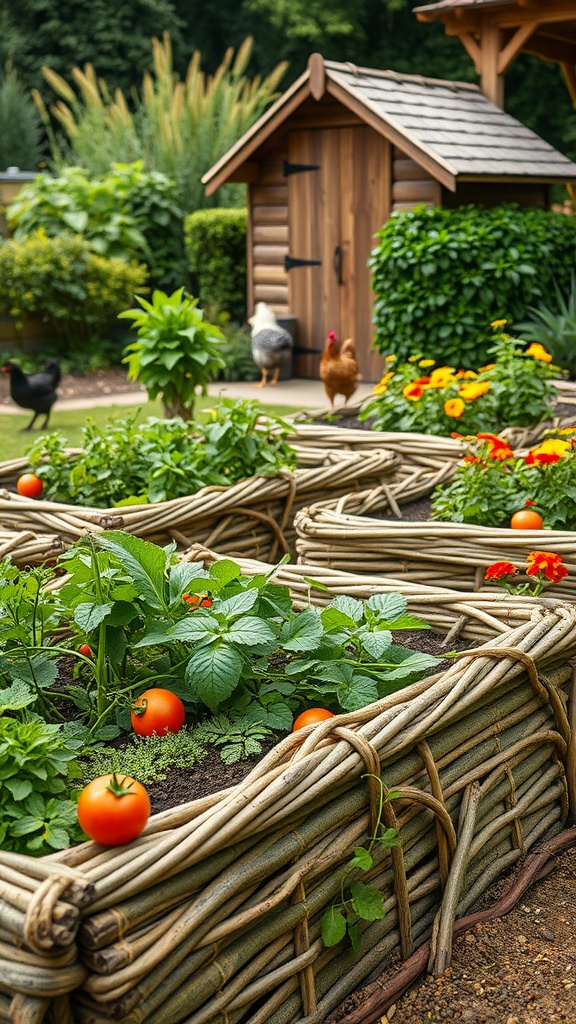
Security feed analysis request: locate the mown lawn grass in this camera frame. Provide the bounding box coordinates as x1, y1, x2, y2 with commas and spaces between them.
0, 396, 303, 463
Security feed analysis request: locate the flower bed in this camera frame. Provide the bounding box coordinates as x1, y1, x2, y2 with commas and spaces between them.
2, 553, 576, 1024
0, 445, 400, 565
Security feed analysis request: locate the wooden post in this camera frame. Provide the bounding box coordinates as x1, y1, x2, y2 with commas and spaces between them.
480, 24, 504, 106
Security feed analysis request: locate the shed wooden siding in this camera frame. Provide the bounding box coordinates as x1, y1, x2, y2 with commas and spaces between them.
443, 180, 549, 208
392, 148, 442, 212
250, 143, 290, 314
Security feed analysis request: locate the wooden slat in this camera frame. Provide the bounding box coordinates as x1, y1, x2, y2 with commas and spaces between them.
251, 185, 288, 206
392, 179, 442, 203
253, 245, 289, 264
252, 205, 288, 225
392, 200, 436, 212
393, 158, 436, 182
253, 285, 289, 304
253, 265, 289, 285
253, 225, 289, 244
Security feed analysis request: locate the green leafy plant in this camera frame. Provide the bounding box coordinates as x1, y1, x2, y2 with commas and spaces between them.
514, 272, 576, 380
26, 401, 298, 506
370, 204, 576, 367
0, 62, 43, 171
0, 230, 147, 351
360, 326, 558, 437
432, 431, 576, 530
7, 162, 186, 290
321, 776, 401, 951
81, 726, 208, 784
195, 713, 276, 764
0, 685, 82, 854
120, 288, 226, 419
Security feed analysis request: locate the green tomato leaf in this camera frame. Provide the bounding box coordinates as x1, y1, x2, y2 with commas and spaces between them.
74, 601, 113, 631
321, 907, 348, 947
366, 593, 407, 621
280, 610, 324, 651
209, 559, 243, 588
328, 595, 364, 622
184, 645, 243, 710
337, 673, 379, 712
225, 616, 276, 646
359, 630, 393, 659
0, 680, 36, 712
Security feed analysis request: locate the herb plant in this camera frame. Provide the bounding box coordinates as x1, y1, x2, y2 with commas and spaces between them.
26, 401, 298, 507
514, 272, 576, 380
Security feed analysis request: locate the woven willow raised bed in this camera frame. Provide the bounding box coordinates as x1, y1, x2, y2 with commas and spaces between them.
294, 488, 576, 602
0, 446, 400, 567
2, 555, 576, 1024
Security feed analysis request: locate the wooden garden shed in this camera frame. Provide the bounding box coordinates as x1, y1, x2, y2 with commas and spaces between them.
202, 53, 576, 381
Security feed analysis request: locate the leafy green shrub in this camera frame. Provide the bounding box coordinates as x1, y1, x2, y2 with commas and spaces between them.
7, 162, 186, 290
0, 231, 147, 350
360, 327, 558, 436
121, 287, 226, 418
82, 727, 208, 784
26, 400, 298, 506
370, 204, 576, 368
514, 273, 576, 380
184, 209, 247, 322
217, 321, 260, 382
0, 64, 43, 171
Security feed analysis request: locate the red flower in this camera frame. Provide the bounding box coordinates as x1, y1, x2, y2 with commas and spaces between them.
524, 499, 535, 507
525, 551, 569, 584
476, 433, 514, 461
484, 561, 518, 581
525, 452, 562, 466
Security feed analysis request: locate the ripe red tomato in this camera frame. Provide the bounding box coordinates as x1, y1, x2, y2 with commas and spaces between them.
77, 774, 150, 846
78, 644, 93, 657
16, 473, 43, 498
130, 688, 186, 737
292, 708, 336, 732
510, 509, 543, 530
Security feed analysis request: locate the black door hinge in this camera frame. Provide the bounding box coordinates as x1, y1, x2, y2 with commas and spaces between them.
284, 255, 322, 271
283, 160, 320, 176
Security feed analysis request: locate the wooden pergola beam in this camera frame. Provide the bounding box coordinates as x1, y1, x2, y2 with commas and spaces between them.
497, 20, 539, 73
561, 61, 576, 107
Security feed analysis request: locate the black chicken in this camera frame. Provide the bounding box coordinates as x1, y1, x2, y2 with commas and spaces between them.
1, 359, 61, 430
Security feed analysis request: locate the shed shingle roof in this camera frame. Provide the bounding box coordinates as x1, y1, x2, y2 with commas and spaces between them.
202, 56, 576, 193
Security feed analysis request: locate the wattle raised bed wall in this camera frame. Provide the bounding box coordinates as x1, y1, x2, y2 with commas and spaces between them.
294, 488, 576, 601
0, 446, 400, 566
2, 562, 576, 1024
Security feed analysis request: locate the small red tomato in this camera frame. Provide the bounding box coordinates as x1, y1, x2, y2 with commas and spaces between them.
130, 688, 186, 737
16, 473, 43, 498
292, 708, 336, 732
77, 773, 150, 846
510, 509, 543, 530
78, 644, 93, 657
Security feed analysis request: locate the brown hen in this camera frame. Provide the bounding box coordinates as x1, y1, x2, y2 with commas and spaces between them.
319, 331, 361, 407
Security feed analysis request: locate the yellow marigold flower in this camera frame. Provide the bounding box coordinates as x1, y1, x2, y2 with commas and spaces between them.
408, 355, 420, 363
531, 439, 571, 457
490, 319, 508, 329
403, 382, 425, 401
525, 343, 552, 363
373, 371, 394, 395
384, 354, 397, 363
419, 359, 435, 368
428, 366, 456, 388
458, 381, 491, 401
551, 427, 576, 436
444, 398, 465, 418
478, 363, 496, 372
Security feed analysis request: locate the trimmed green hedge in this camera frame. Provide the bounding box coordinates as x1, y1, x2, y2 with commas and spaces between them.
370, 204, 576, 367
184, 208, 247, 323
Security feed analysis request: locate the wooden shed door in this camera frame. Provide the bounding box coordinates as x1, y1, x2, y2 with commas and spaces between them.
287, 126, 390, 381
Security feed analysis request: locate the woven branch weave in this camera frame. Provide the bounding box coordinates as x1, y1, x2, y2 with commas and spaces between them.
2, 557, 576, 1024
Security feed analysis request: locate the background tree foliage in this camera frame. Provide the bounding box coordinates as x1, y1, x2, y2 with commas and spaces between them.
1, 0, 574, 168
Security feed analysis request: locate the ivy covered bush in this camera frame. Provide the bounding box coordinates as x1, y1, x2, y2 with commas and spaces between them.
6, 162, 187, 290
184, 208, 247, 322
0, 231, 146, 350
370, 204, 576, 368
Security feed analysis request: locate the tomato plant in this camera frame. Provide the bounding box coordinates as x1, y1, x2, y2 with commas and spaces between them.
77, 773, 150, 845
510, 509, 543, 530
130, 688, 186, 737
292, 708, 336, 732
78, 643, 93, 657
16, 473, 43, 498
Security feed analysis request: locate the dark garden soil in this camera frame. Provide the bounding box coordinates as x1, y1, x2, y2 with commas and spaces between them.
11, 372, 576, 1023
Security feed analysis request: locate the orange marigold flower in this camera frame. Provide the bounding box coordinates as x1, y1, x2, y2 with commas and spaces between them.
525, 551, 569, 584
478, 363, 496, 372
484, 561, 517, 581
490, 444, 514, 461
183, 593, 212, 609
459, 381, 491, 401
444, 398, 465, 418
428, 366, 456, 388
403, 382, 425, 400
525, 342, 552, 363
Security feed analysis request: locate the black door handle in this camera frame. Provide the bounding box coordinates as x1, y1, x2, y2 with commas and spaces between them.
333, 245, 343, 285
